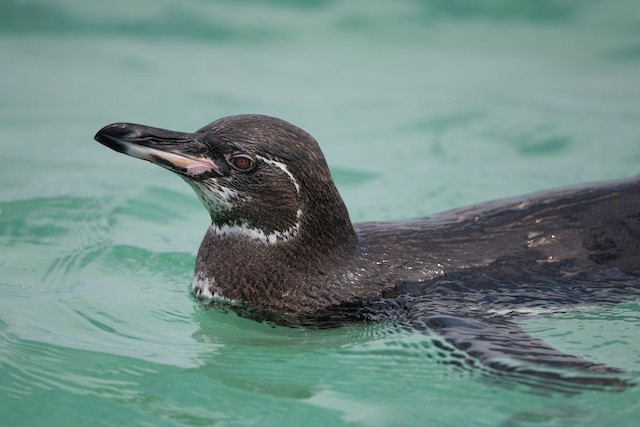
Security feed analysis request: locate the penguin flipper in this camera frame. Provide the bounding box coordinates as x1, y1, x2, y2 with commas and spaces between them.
414, 314, 631, 391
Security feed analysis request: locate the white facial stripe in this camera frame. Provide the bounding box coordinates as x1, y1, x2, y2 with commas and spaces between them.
211, 209, 303, 244
187, 178, 244, 213
207, 182, 240, 202
189, 156, 304, 245
256, 155, 301, 193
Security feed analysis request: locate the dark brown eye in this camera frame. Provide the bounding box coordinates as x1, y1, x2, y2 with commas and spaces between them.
229, 155, 254, 171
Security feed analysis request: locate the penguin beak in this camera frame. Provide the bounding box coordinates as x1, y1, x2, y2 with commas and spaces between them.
94, 123, 220, 177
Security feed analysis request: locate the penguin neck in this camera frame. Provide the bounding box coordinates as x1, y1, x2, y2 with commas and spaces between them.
202, 171, 358, 258
293, 161, 359, 257
298, 179, 359, 257
194, 181, 362, 312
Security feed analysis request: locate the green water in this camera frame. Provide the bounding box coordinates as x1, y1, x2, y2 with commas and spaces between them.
2, 0, 640, 425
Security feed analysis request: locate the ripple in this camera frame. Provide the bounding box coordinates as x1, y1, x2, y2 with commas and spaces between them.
0, 194, 216, 372
0, 332, 141, 400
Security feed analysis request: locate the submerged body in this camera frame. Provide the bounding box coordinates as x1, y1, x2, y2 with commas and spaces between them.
95, 114, 640, 388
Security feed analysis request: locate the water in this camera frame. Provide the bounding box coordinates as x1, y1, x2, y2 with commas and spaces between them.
1, 0, 640, 425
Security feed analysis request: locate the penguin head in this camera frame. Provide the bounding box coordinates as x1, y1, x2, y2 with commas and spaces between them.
95, 114, 353, 246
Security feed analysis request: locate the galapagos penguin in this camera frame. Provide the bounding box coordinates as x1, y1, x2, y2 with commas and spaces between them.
95, 114, 640, 389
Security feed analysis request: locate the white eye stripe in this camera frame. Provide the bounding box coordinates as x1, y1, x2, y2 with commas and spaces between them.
256, 155, 301, 193
187, 156, 304, 245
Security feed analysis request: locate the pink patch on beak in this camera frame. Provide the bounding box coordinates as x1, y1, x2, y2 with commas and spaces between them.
183, 157, 218, 177
124, 144, 219, 177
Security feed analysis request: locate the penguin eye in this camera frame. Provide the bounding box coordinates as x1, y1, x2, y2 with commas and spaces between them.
228, 154, 255, 172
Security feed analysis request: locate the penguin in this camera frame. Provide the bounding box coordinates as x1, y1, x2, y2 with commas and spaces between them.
95, 114, 640, 389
